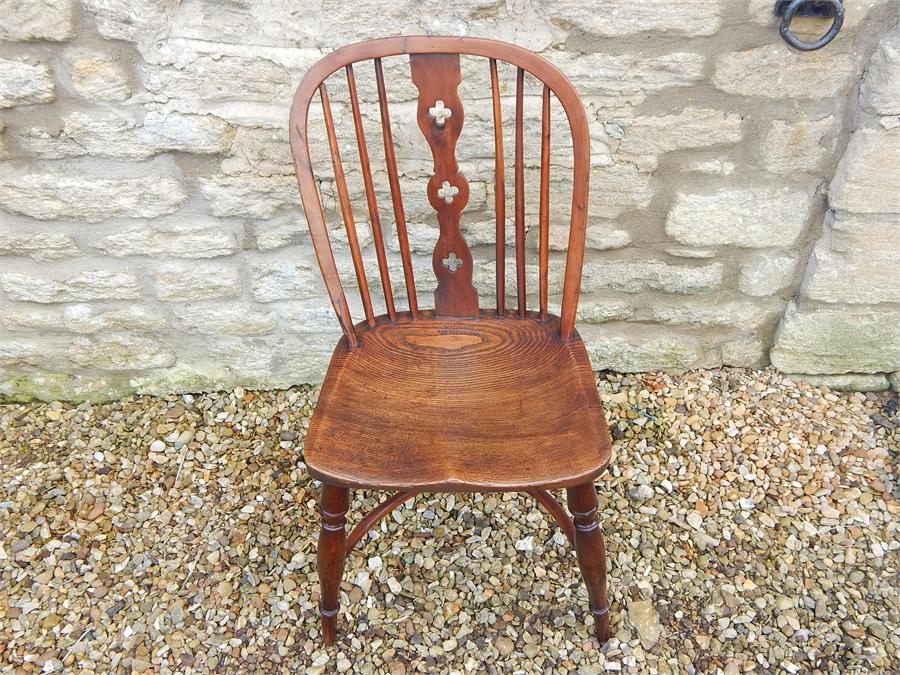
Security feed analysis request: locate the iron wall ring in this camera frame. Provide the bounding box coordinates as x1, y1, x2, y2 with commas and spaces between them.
779, 0, 845, 51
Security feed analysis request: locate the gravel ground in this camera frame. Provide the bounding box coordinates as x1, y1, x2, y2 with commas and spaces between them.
0, 368, 898, 674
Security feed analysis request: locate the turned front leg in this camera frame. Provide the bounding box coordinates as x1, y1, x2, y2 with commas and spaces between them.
567, 482, 611, 643
317, 483, 350, 645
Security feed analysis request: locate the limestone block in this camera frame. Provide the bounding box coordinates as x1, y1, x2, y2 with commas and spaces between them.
749, 0, 887, 29
721, 338, 770, 368
589, 163, 653, 217
200, 174, 298, 219
770, 303, 900, 374
546, 220, 631, 252
63, 305, 167, 334
761, 116, 837, 175
0, 342, 42, 367
580, 325, 705, 372
804, 218, 900, 304
21, 111, 234, 159
0, 58, 55, 108
786, 373, 891, 392
575, 301, 634, 324
0, 305, 62, 330
738, 251, 799, 297
0, 0, 74, 41
829, 128, 900, 214
665, 247, 717, 259
549, 51, 705, 107
582, 259, 723, 294
0, 172, 188, 222
540, 0, 722, 37
713, 45, 853, 99
666, 187, 813, 248
65, 49, 130, 101
71, 334, 175, 370
220, 126, 294, 177
182, 336, 277, 373
142, 52, 292, 102
166, 0, 306, 46
128, 363, 244, 397
316, 0, 557, 53
140, 112, 235, 154
151, 263, 241, 301
615, 108, 742, 163
93, 224, 239, 258
249, 261, 322, 302
0, 369, 135, 402
1, 270, 142, 303
252, 215, 308, 251
81, 0, 175, 42
174, 302, 277, 336
0, 231, 79, 261
861, 27, 900, 115
585, 224, 632, 251
270, 334, 338, 383
650, 298, 785, 331
278, 302, 345, 333
681, 158, 735, 175
470, 259, 566, 298
20, 111, 155, 159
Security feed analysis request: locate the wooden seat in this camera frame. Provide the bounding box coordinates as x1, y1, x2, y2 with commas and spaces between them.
306, 312, 612, 491
289, 36, 614, 648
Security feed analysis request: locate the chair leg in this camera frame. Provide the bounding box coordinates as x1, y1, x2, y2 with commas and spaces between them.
317, 483, 350, 645
566, 481, 611, 643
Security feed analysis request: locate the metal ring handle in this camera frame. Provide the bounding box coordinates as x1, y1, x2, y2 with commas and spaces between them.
779, 0, 845, 51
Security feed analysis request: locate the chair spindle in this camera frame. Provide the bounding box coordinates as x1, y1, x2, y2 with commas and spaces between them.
539, 84, 551, 322
375, 58, 419, 318
490, 58, 506, 317
346, 64, 396, 321
514, 67, 526, 319
320, 82, 376, 326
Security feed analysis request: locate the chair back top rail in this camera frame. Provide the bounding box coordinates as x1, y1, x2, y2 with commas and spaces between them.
288, 36, 590, 347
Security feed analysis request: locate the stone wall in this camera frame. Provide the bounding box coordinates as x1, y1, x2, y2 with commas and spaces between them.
1, 0, 898, 401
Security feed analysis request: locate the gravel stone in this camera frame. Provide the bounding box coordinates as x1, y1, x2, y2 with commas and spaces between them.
0, 369, 897, 672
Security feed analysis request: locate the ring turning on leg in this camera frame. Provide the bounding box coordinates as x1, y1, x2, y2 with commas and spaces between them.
567, 482, 611, 643
317, 483, 350, 645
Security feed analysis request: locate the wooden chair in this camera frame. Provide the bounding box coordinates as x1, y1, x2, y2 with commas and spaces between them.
288, 36, 613, 646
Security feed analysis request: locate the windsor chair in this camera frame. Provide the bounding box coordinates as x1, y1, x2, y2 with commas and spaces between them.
289, 36, 613, 646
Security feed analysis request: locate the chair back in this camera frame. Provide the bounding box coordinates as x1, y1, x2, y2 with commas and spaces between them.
289, 36, 591, 347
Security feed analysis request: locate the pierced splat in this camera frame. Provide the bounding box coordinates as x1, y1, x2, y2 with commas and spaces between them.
437, 180, 459, 204
428, 100, 452, 126
442, 252, 462, 272
410, 53, 479, 318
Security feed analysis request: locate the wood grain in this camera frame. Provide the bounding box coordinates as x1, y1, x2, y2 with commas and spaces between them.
409, 53, 479, 318
320, 82, 375, 327
346, 64, 396, 320
317, 483, 349, 645
305, 312, 611, 491
289, 36, 591, 342
288, 36, 606, 648
539, 84, 551, 322
375, 58, 419, 317
514, 67, 526, 319
568, 482, 612, 642
489, 58, 506, 317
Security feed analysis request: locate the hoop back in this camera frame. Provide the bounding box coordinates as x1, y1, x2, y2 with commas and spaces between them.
288, 36, 591, 347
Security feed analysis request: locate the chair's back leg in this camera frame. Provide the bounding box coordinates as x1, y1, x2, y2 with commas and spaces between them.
318, 483, 351, 645
567, 482, 612, 643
